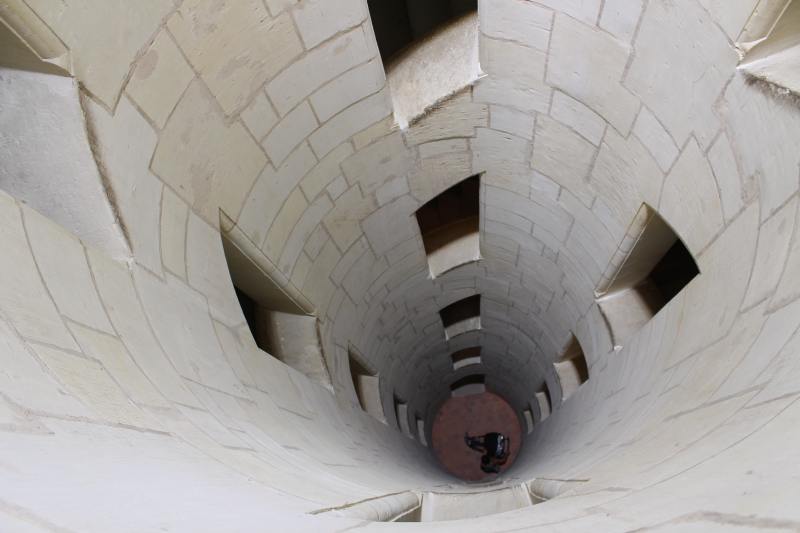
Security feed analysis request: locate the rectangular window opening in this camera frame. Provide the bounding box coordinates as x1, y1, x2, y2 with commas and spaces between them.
416, 415, 428, 446
554, 334, 589, 404
738, 0, 800, 96
222, 233, 332, 387
596, 205, 699, 348
523, 409, 534, 435
349, 349, 387, 424
451, 346, 482, 370
535, 385, 551, 422
394, 395, 412, 437
450, 374, 485, 397
439, 294, 481, 340
367, 0, 478, 65
415, 175, 481, 278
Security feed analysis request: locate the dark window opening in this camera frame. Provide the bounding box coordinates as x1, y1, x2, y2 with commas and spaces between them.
554, 334, 589, 403
439, 294, 481, 340
349, 349, 387, 423
596, 205, 700, 347
222, 231, 332, 387
394, 394, 412, 436
536, 384, 551, 421
451, 346, 481, 369
450, 374, 486, 397
416, 174, 480, 277
367, 0, 478, 64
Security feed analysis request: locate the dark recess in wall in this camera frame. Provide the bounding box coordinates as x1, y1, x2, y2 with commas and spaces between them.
367, 0, 477, 63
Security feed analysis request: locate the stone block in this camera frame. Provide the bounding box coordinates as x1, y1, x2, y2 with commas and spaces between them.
480, 0, 552, 51
85, 97, 163, 275
168, 1, 303, 115
310, 58, 385, 122
152, 80, 267, 224
598, 0, 644, 42
263, 101, 319, 165
632, 106, 679, 172
240, 91, 279, 142
324, 185, 377, 252
490, 106, 535, 140
547, 14, 638, 135
531, 115, 596, 206
533, 0, 601, 25
625, 0, 736, 146
27, 0, 171, 107
126, 31, 194, 129
743, 196, 798, 308
266, 26, 376, 115
237, 143, 316, 247
550, 91, 606, 146
24, 207, 113, 334
660, 139, 724, 255
590, 128, 663, 230
293, 0, 367, 49
160, 188, 189, 279
301, 143, 355, 200
310, 89, 392, 158
707, 132, 744, 223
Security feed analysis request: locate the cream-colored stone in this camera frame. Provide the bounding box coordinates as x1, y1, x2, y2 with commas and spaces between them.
405, 90, 488, 146
625, 0, 736, 146
32, 343, 157, 429
599, 0, 644, 42
168, 1, 303, 115
0, 194, 77, 349
133, 267, 245, 397
480, 0, 552, 51
300, 143, 354, 201
160, 188, 189, 279
490, 106, 535, 140
550, 91, 607, 146
309, 88, 392, 158
69, 322, 169, 408
237, 143, 316, 246
660, 139, 725, 255
409, 152, 474, 203
590, 129, 663, 230
25, 0, 171, 107
266, 26, 376, 115
292, 0, 367, 49
263, 100, 319, 165
126, 31, 194, 129
547, 14, 638, 134
186, 213, 243, 326
24, 207, 114, 334
721, 76, 800, 222
279, 194, 334, 273
263, 188, 308, 261
324, 185, 378, 252
152, 80, 267, 224
85, 97, 163, 275
342, 132, 413, 195
532, 116, 596, 206
533, 0, 601, 24
310, 58, 385, 123
87, 248, 202, 408
743, 196, 798, 308
632, 106, 679, 172
708, 132, 744, 223
240, 91, 279, 142
0, 317, 89, 417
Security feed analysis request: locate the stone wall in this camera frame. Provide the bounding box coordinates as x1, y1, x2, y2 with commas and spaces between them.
1, 0, 800, 530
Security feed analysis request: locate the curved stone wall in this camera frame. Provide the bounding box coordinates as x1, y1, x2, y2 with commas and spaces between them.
1, 0, 800, 530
